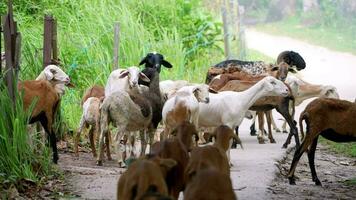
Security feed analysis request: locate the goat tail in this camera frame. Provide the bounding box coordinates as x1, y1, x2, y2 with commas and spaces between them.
299, 110, 308, 141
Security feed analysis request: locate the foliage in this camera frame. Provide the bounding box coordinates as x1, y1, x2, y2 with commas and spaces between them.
0, 80, 53, 188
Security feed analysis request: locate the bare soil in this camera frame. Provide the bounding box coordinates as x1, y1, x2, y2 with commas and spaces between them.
267, 145, 356, 200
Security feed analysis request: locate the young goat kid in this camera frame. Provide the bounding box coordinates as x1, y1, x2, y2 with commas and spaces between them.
162, 84, 210, 140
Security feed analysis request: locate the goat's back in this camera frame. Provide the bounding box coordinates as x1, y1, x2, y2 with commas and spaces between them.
18, 80, 59, 118
302, 98, 356, 137
81, 85, 104, 106
184, 168, 237, 200
186, 145, 229, 183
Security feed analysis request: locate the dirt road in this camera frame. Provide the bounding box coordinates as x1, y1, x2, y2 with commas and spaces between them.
60, 30, 356, 199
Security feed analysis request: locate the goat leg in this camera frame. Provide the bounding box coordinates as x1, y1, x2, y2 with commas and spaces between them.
308, 136, 322, 185
266, 111, 276, 143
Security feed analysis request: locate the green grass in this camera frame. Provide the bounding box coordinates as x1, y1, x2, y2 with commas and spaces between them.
0, 81, 54, 190
320, 137, 356, 158
254, 17, 356, 55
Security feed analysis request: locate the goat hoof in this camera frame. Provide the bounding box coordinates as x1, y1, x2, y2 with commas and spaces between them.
288, 177, 296, 185
282, 144, 288, 149
274, 128, 281, 133
258, 138, 265, 144
270, 139, 276, 143
250, 132, 257, 136
96, 160, 103, 166
315, 179, 322, 186
282, 130, 288, 134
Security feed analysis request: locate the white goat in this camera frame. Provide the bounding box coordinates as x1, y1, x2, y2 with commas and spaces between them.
198, 76, 289, 162
162, 84, 210, 140
35, 64, 71, 95
105, 66, 150, 96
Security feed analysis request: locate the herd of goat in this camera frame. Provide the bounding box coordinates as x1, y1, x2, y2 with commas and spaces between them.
14, 51, 356, 199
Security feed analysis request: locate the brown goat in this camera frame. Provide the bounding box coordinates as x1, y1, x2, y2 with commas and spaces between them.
184, 168, 237, 200
18, 80, 61, 163
81, 85, 104, 106
209, 62, 290, 92
151, 121, 198, 199
185, 126, 234, 184
117, 156, 177, 200
217, 80, 299, 148
288, 98, 356, 185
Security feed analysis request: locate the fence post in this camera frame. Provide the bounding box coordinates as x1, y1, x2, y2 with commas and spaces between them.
113, 22, 120, 70
3, 0, 20, 105
221, 0, 231, 60
43, 15, 54, 68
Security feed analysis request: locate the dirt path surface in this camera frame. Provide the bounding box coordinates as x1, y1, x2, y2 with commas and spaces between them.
59, 31, 356, 200
267, 145, 356, 200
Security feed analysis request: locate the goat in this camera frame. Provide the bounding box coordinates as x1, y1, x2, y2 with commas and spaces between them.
161, 84, 210, 141
184, 168, 237, 200
218, 79, 299, 148
139, 52, 173, 73
209, 62, 291, 92
277, 75, 339, 133
105, 66, 150, 96
117, 156, 177, 200
75, 97, 104, 158
81, 85, 104, 106
159, 80, 190, 102
198, 76, 290, 153
18, 65, 71, 163
151, 121, 198, 199
276, 50, 306, 71
185, 145, 230, 184
205, 50, 305, 83
288, 98, 356, 185
97, 68, 160, 167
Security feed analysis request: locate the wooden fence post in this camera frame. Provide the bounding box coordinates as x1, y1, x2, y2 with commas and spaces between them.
3, 0, 21, 105
113, 22, 120, 70
221, 0, 231, 59
43, 15, 54, 68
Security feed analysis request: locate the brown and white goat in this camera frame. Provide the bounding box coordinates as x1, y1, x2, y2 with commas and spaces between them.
81, 85, 104, 106
18, 65, 71, 163
184, 168, 237, 200
117, 156, 176, 200
151, 121, 198, 199
75, 97, 108, 158
288, 98, 356, 185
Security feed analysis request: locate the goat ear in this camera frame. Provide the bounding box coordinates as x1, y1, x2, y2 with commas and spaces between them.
44, 70, 54, 80
209, 88, 218, 94
161, 60, 173, 68
118, 70, 129, 78
139, 57, 147, 66
139, 72, 150, 83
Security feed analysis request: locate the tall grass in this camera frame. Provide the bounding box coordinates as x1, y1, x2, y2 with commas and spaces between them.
0, 81, 52, 189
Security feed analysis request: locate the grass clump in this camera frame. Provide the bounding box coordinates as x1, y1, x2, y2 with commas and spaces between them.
0, 81, 54, 192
